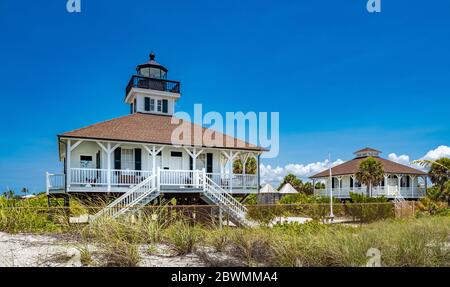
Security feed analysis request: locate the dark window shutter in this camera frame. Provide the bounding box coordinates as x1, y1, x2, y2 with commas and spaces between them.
207, 153, 213, 173
145, 97, 150, 111
135, 148, 142, 170
162, 99, 168, 113
114, 148, 121, 170
96, 151, 101, 169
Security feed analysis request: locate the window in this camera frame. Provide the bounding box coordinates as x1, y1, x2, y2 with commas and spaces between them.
157, 100, 162, 112
162, 99, 168, 113
133, 99, 137, 113
121, 149, 134, 170
139, 67, 150, 77
145, 97, 150, 111
130, 103, 134, 114
80, 155, 93, 168
171, 151, 182, 157
150, 99, 155, 111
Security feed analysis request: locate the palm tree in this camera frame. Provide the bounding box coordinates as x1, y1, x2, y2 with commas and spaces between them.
21, 187, 29, 196
355, 157, 384, 197
233, 157, 257, 174
414, 158, 450, 203
278, 173, 303, 190
3, 189, 14, 199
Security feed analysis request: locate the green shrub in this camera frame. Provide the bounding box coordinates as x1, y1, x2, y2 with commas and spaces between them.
346, 193, 394, 222
228, 229, 275, 266
416, 197, 449, 216
80, 217, 142, 266
163, 220, 202, 255
246, 205, 284, 225
0, 195, 69, 233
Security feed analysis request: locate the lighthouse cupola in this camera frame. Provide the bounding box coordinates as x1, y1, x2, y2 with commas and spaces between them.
125, 53, 180, 116
136, 52, 168, 79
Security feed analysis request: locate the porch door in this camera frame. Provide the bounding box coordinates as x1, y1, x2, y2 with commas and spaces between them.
170, 151, 183, 170
206, 153, 213, 173
96, 151, 101, 169
96, 151, 101, 181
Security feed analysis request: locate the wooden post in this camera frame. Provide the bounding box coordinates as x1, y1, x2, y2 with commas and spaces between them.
384, 175, 389, 196
66, 140, 71, 190
107, 143, 111, 192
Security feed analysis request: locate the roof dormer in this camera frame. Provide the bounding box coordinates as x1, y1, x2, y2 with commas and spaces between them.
353, 147, 381, 158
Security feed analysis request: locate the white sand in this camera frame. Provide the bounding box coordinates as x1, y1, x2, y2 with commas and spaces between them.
0, 232, 236, 267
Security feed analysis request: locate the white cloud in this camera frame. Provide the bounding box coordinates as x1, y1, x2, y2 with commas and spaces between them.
260, 159, 344, 185
388, 153, 410, 165
420, 145, 450, 161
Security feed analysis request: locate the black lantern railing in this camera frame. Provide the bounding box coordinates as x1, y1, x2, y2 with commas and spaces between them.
126, 75, 180, 96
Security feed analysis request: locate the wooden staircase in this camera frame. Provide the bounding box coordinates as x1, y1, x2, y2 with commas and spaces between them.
91, 171, 251, 227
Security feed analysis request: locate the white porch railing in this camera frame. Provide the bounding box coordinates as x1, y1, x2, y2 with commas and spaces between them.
46, 172, 65, 193
314, 186, 426, 198
159, 169, 202, 188
70, 168, 109, 186
51, 168, 258, 192
110, 169, 152, 186
206, 173, 258, 190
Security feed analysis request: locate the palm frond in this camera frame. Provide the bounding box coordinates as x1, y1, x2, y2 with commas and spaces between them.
412, 159, 448, 170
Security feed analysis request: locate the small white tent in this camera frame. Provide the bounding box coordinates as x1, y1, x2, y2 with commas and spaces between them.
259, 183, 278, 194
279, 183, 298, 194
257, 184, 279, 204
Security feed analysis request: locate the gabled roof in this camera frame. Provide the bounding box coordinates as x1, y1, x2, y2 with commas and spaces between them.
59, 113, 265, 152
278, 183, 298, 194
310, 156, 426, 179
259, 184, 278, 194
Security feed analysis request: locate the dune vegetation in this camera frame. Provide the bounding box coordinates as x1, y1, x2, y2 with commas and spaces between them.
1, 194, 449, 267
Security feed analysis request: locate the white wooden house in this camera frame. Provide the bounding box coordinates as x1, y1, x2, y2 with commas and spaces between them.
46, 53, 265, 226
310, 148, 428, 200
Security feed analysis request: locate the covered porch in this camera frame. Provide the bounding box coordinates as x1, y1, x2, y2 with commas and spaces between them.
47, 138, 260, 194
313, 173, 428, 199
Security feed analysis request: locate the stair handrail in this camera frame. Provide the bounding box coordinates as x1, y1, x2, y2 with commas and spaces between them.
202, 172, 247, 218
205, 177, 247, 212
93, 174, 156, 219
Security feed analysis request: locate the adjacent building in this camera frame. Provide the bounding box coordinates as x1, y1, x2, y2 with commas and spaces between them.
310, 148, 428, 199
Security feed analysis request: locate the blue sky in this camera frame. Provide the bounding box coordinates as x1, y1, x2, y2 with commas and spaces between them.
0, 1, 449, 192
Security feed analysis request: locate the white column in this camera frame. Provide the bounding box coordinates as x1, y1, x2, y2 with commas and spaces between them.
157, 167, 161, 191
239, 153, 250, 190
184, 147, 203, 170
143, 145, 164, 178
411, 175, 416, 198
107, 143, 111, 192
397, 174, 402, 197
221, 150, 239, 192
66, 140, 72, 190
337, 176, 342, 197
384, 175, 388, 195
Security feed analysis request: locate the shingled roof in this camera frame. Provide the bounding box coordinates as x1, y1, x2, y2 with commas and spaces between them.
310, 153, 427, 178
59, 113, 265, 152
